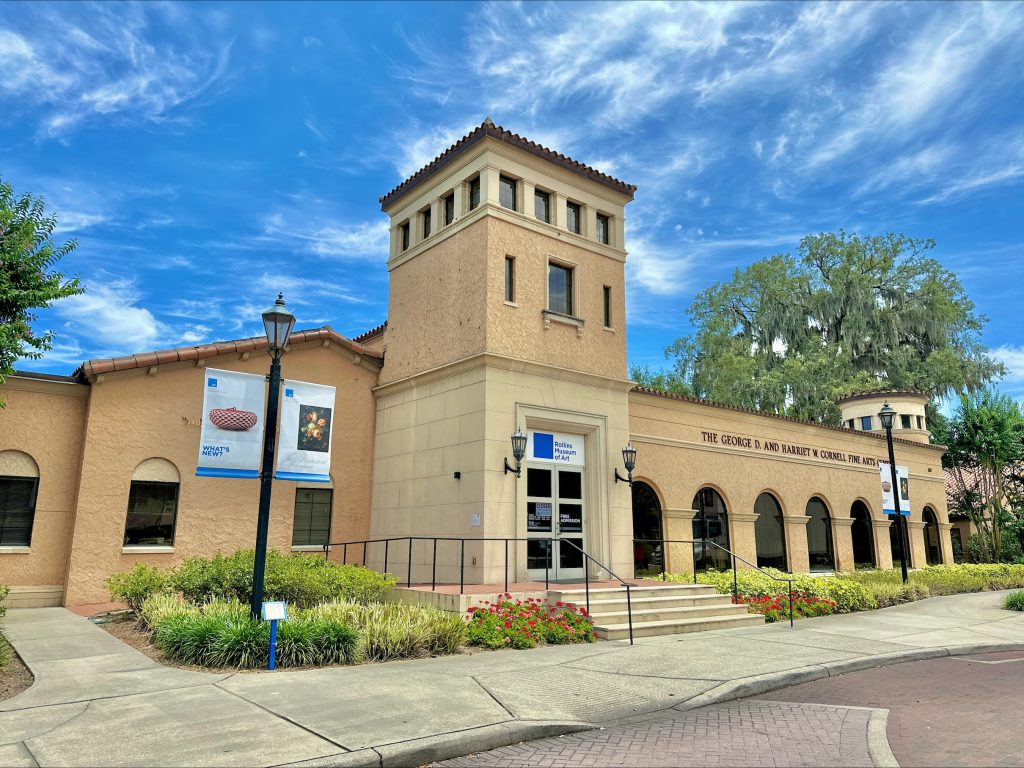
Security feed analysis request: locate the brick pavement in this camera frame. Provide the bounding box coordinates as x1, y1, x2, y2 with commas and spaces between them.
439, 699, 878, 767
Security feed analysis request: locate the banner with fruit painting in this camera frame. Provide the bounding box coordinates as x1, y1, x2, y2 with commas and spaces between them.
275, 379, 335, 482
196, 368, 266, 479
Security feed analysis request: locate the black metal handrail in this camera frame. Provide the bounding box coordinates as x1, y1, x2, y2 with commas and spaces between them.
634, 538, 795, 627
323, 535, 638, 644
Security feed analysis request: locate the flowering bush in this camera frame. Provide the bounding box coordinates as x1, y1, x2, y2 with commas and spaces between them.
740, 592, 838, 623
466, 594, 595, 649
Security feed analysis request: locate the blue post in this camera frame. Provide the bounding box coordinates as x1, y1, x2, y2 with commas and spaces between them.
268, 619, 278, 671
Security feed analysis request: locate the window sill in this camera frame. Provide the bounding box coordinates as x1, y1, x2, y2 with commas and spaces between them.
0, 546, 31, 554
121, 546, 175, 554
603, 325, 615, 332
291, 545, 327, 552
542, 309, 585, 328
504, 300, 518, 308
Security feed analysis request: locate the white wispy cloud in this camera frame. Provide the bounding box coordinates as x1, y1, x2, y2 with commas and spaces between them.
261, 212, 389, 261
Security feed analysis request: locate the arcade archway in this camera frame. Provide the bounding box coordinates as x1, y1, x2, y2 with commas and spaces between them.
754, 492, 787, 570
850, 501, 876, 568
631, 481, 664, 574
806, 497, 835, 572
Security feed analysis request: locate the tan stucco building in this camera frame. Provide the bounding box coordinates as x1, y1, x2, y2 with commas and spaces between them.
0, 120, 952, 608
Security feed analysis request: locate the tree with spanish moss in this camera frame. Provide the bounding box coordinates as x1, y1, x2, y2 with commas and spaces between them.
635, 230, 1003, 423
0, 178, 83, 398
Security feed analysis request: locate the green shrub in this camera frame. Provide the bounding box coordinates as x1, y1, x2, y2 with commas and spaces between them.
673, 568, 877, 613
1003, 591, 1024, 611
105, 563, 169, 612
0, 633, 10, 669
0, 582, 9, 619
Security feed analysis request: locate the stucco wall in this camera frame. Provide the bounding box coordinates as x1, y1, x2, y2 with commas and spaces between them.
60, 341, 378, 605
628, 391, 949, 574
0, 378, 89, 590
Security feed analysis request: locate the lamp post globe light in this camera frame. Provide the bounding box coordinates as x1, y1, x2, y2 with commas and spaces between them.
879, 402, 910, 585
251, 294, 296, 619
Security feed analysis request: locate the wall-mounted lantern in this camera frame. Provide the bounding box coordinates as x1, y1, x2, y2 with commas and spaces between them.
614, 442, 637, 486
504, 428, 527, 477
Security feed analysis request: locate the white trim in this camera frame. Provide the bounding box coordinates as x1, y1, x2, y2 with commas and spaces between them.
291, 545, 327, 552
121, 546, 175, 554
0, 546, 31, 554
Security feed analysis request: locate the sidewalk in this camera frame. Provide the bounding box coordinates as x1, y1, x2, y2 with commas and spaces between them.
2, 591, 1022, 768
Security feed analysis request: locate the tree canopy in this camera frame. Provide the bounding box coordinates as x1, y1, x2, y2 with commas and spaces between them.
0, 178, 83, 394
634, 230, 1003, 423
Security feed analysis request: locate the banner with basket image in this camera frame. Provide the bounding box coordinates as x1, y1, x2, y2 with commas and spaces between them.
275, 379, 336, 483
196, 368, 266, 479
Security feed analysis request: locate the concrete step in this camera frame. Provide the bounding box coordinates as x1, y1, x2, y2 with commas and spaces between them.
595, 613, 765, 640
588, 603, 752, 624
547, 584, 719, 604
578, 594, 737, 613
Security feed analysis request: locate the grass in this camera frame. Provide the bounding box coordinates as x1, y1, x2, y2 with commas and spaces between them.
1004, 591, 1024, 611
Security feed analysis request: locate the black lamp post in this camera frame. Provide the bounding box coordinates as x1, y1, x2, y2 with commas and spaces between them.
250, 293, 296, 619
504, 429, 527, 477
615, 442, 637, 485
879, 402, 910, 585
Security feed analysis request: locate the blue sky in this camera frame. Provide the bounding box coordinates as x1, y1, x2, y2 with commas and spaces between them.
2, 1, 1022, 398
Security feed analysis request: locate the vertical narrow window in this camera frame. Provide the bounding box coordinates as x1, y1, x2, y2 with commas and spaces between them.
596, 213, 610, 245
534, 189, 550, 223
469, 177, 481, 210
400, 221, 410, 251
548, 262, 574, 316
900, 414, 912, 429
916, 415, 924, 430
848, 419, 855, 430
124, 481, 178, 547
293, 488, 333, 547
443, 193, 455, 225
499, 175, 517, 210
860, 416, 873, 430
603, 286, 612, 327
422, 208, 431, 239
566, 201, 581, 234
505, 256, 516, 303
0, 476, 37, 547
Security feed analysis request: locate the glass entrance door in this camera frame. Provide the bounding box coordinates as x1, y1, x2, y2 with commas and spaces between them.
526, 465, 585, 581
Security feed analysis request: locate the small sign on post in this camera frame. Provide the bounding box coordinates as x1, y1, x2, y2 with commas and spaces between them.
261, 601, 288, 670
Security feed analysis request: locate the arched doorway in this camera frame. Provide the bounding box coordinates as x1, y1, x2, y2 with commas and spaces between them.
632, 481, 663, 574
754, 492, 787, 570
923, 506, 943, 565
850, 501, 876, 568
692, 487, 730, 571
805, 497, 835, 572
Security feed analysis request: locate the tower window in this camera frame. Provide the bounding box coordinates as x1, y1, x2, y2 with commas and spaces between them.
900, 414, 912, 430
505, 256, 515, 303
860, 416, 872, 431
422, 208, 431, 239
603, 286, 612, 327
534, 189, 551, 223
848, 419, 855, 430
596, 213, 610, 245
916, 415, 924, 430
499, 175, 517, 210
566, 201, 581, 234
469, 177, 481, 210
548, 262, 574, 316
443, 193, 455, 225
400, 221, 410, 251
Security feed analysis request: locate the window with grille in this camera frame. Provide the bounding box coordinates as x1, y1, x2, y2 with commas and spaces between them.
293, 488, 333, 547
0, 476, 37, 547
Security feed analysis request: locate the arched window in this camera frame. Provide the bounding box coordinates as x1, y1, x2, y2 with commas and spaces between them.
805, 497, 835, 572
631, 481, 663, 574
124, 458, 181, 548
850, 501, 876, 568
692, 488, 730, 571
923, 507, 943, 565
0, 450, 40, 547
754, 492, 787, 570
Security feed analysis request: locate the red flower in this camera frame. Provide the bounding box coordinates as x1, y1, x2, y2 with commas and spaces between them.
468, 606, 478, 613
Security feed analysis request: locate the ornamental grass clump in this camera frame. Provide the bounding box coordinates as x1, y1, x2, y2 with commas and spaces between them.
466, 594, 595, 650
1003, 591, 1024, 611
672, 568, 877, 614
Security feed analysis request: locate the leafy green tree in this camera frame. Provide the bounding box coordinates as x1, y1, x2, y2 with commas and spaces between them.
936, 390, 1024, 562
0, 178, 83, 395
649, 230, 1003, 422
630, 364, 690, 396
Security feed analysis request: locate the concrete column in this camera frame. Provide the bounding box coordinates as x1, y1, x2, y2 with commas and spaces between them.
429, 199, 441, 237
831, 517, 855, 572
520, 180, 534, 217
454, 181, 466, 218
728, 512, 759, 570
907, 519, 926, 568
479, 165, 501, 208
583, 204, 596, 239
613, 215, 625, 250
783, 515, 811, 573
554, 193, 567, 229
938, 522, 955, 565
872, 519, 894, 570
410, 212, 424, 247
663, 508, 697, 577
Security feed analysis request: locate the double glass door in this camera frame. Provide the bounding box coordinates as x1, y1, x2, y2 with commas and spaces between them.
525, 465, 585, 580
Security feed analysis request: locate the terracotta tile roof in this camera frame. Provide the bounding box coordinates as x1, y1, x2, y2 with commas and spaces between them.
631, 386, 946, 452
834, 388, 929, 405
353, 320, 387, 343
379, 118, 637, 210
73, 327, 384, 378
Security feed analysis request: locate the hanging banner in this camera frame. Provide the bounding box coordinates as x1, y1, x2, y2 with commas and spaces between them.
880, 462, 912, 516
275, 379, 335, 482
196, 369, 266, 479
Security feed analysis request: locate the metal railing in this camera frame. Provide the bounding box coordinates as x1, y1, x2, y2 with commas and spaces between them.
633, 538, 795, 628
323, 535, 638, 644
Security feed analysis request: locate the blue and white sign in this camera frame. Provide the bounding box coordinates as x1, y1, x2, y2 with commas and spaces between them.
275, 379, 336, 482
261, 601, 288, 621
528, 431, 585, 465
196, 368, 266, 479
880, 462, 912, 516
